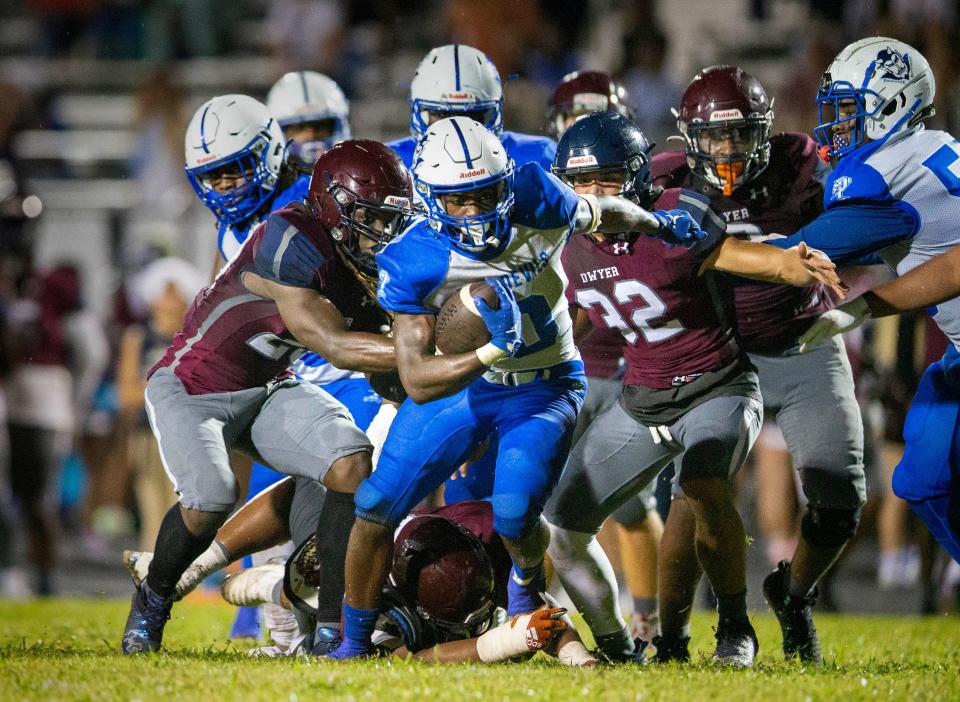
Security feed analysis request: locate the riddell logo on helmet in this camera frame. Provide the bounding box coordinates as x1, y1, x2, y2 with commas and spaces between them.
709, 109, 744, 121
459, 168, 487, 179
566, 155, 599, 168
443, 93, 472, 100
195, 153, 220, 165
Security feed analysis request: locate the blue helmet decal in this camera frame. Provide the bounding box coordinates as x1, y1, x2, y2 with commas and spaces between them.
876, 47, 911, 81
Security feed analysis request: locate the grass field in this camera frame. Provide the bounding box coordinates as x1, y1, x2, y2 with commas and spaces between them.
1, 599, 958, 702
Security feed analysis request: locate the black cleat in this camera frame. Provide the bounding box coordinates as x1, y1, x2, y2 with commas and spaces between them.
310, 626, 344, 656
594, 631, 648, 664
650, 634, 691, 664
762, 560, 823, 664
712, 618, 758, 668
121, 582, 173, 655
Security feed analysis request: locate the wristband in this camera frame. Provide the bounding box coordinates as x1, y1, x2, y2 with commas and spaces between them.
578, 194, 601, 234
476, 342, 508, 367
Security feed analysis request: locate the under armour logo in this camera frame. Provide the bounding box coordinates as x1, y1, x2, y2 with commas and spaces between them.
831, 176, 853, 201
612, 241, 630, 255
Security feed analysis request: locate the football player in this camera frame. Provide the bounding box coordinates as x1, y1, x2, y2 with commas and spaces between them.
387, 44, 556, 171
183, 92, 379, 642
549, 69, 663, 645
125, 482, 593, 664
543, 111, 845, 667
547, 69, 635, 138
325, 116, 709, 659
120, 141, 412, 654
648, 65, 866, 664
266, 70, 351, 168
763, 38, 960, 567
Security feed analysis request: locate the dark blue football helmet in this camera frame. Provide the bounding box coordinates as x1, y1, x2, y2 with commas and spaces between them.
552, 111, 657, 207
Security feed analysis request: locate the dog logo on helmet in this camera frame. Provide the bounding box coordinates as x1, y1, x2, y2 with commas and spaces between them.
875, 47, 911, 82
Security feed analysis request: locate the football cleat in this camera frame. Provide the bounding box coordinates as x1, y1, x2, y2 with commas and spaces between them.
762, 560, 823, 664
121, 582, 173, 655
631, 612, 660, 645
712, 618, 759, 668
310, 626, 344, 656
594, 632, 648, 665
122, 549, 151, 588
506, 566, 546, 616
221, 563, 284, 607
649, 633, 691, 664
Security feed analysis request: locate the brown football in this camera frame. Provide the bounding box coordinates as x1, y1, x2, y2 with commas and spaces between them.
435, 282, 498, 355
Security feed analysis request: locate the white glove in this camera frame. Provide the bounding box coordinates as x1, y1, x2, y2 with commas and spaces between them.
798, 296, 872, 353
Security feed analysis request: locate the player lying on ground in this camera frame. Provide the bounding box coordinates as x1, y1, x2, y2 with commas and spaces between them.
120, 141, 412, 654
762, 37, 960, 566
648, 64, 866, 665
327, 116, 710, 660
543, 110, 845, 668
124, 479, 594, 665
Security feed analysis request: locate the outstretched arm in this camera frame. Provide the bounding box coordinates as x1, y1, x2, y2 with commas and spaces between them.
799, 244, 960, 352
573, 195, 704, 246
243, 272, 396, 373
702, 237, 848, 299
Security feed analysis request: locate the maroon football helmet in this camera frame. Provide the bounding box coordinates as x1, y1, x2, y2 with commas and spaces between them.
309, 139, 414, 274
390, 514, 496, 639
676, 65, 773, 195
547, 70, 635, 138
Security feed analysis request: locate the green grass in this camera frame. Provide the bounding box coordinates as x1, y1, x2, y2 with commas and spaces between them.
1, 599, 957, 702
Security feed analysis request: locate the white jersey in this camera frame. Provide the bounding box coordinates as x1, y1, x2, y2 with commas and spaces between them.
376, 164, 583, 373
827, 127, 960, 347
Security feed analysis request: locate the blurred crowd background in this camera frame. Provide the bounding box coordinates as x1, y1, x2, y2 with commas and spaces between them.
0, 0, 958, 615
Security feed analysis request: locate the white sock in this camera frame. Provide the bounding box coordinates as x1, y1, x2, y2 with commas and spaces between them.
547, 524, 626, 638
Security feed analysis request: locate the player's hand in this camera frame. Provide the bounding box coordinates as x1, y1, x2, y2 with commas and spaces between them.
797, 242, 848, 300
515, 607, 568, 652
650, 209, 706, 248
798, 296, 871, 353
475, 277, 522, 357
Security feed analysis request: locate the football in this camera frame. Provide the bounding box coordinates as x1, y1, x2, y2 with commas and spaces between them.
434, 282, 498, 355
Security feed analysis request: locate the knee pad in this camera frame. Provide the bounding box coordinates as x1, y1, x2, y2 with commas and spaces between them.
353, 477, 401, 528
492, 493, 535, 541
801, 507, 861, 548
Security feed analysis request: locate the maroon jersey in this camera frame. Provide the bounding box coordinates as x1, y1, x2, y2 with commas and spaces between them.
150, 205, 389, 394
564, 187, 737, 390
562, 246, 624, 378
652, 133, 829, 353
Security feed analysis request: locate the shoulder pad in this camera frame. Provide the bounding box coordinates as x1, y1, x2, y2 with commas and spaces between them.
650, 151, 689, 189
376, 218, 449, 314
511, 162, 580, 230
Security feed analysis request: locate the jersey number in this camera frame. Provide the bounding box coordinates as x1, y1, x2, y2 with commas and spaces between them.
922, 142, 960, 197
246, 332, 306, 363
575, 280, 684, 344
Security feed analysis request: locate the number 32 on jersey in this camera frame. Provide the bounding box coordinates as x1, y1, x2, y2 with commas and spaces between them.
575, 280, 685, 344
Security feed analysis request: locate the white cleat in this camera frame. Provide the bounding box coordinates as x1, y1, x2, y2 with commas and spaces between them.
122, 550, 152, 587
630, 612, 660, 645
222, 563, 284, 607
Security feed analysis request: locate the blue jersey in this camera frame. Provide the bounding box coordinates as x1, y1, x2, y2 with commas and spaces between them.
217, 172, 312, 262
387, 130, 557, 171
768, 127, 960, 347
377, 162, 581, 373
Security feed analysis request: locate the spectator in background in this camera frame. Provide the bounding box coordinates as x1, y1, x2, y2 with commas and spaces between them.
117, 257, 205, 551
3, 264, 108, 595
619, 27, 680, 149
143, 0, 237, 61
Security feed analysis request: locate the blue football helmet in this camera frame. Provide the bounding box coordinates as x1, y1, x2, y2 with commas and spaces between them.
552, 111, 656, 207
412, 117, 514, 253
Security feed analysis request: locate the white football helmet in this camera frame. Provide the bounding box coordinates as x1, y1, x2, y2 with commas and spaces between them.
815, 37, 935, 159
409, 44, 504, 138
266, 71, 351, 165
412, 116, 514, 252
184, 94, 285, 225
